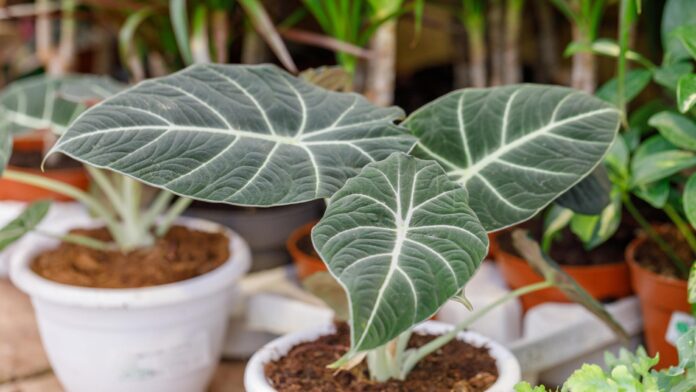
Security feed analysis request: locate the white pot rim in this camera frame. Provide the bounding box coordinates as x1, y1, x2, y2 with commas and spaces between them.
9, 216, 251, 309
245, 320, 521, 392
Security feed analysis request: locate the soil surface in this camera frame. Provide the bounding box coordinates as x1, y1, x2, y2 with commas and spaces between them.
32, 226, 230, 288
264, 323, 498, 392
633, 225, 694, 279
9, 150, 82, 170
497, 217, 634, 266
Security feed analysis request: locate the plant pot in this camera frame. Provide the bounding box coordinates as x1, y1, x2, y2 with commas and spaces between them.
287, 221, 327, 280
626, 233, 689, 368
1, 134, 90, 202
493, 236, 632, 311
184, 201, 322, 272
244, 320, 521, 391
9, 217, 251, 392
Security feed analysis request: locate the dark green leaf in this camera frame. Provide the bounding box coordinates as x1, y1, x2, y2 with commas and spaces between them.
631, 149, 696, 186
569, 188, 622, 250
684, 173, 696, 230
0, 201, 51, 251
596, 69, 652, 106
649, 111, 696, 151
634, 180, 670, 208
556, 165, 612, 215
677, 74, 696, 113
655, 61, 694, 91
661, 0, 696, 63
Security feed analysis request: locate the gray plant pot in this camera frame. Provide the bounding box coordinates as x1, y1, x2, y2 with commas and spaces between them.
184, 201, 324, 272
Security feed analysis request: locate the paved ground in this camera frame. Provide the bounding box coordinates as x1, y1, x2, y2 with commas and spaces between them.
0, 279, 246, 392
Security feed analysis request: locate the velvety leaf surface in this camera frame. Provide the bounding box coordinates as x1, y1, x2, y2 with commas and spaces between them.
0, 201, 50, 251
52, 64, 415, 206
405, 85, 620, 231
312, 153, 488, 351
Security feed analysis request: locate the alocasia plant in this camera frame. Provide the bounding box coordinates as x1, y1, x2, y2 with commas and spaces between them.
9, 63, 620, 381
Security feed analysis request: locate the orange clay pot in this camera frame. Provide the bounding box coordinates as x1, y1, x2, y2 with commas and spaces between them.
287, 222, 327, 280
0, 135, 90, 202
626, 233, 689, 368
493, 234, 633, 312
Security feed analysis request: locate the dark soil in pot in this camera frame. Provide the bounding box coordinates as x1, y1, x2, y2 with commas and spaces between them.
264, 323, 498, 392
631, 225, 694, 279
32, 226, 230, 288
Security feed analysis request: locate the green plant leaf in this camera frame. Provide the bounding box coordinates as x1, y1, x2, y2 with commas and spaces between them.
655, 61, 694, 92
542, 204, 573, 252
677, 74, 696, 113
169, 0, 193, 65
404, 85, 620, 231
596, 69, 652, 106
634, 179, 670, 208
631, 135, 696, 186
673, 25, 696, 60
514, 382, 550, 392
570, 188, 622, 250
556, 165, 612, 215
0, 75, 102, 135
238, 0, 298, 72
52, 64, 414, 206
661, 0, 696, 63
118, 7, 153, 71
649, 111, 696, 151
684, 173, 696, 230
0, 128, 9, 174
688, 263, 696, 304
511, 230, 629, 341
605, 137, 630, 185
0, 200, 51, 251
312, 153, 488, 351
57, 76, 125, 105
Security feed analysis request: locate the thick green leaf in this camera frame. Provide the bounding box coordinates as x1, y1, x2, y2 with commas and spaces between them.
169, 0, 193, 65
605, 136, 630, 185
634, 180, 670, 208
404, 85, 620, 231
673, 25, 696, 60
555, 165, 612, 215
684, 173, 696, 230
512, 230, 628, 340
570, 188, 622, 250
52, 64, 414, 206
677, 74, 696, 113
541, 204, 573, 252
689, 264, 696, 304
595, 69, 652, 106
0, 75, 95, 135
631, 150, 696, 186
655, 61, 694, 91
661, 0, 696, 63
649, 111, 696, 151
0, 201, 51, 251
312, 153, 488, 351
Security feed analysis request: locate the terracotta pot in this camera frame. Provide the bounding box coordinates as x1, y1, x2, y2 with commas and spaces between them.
287, 221, 327, 280
1, 135, 90, 202
626, 233, 689, 368
0, 166, 90, 202
493, 234, 633, 311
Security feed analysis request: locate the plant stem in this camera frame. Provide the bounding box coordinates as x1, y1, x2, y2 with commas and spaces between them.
364, 19, 396, 106
35, 229, 115, 251
570, 24, 595, 93
401, 280, 553, 376
85, 166, 124, 214
617, 0, 633, 126
3, 169, 124, 244
141, 191, 174, 229
664, 203, 696, 256
622, 194, 689, 277
156, 197, 191, 236
503, 0, 524, 84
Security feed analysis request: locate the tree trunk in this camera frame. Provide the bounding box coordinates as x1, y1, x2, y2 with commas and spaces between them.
364, 20, 397, 106
488, 0, 504, 86
534, 0, 559, 83
570, 25, 596, 93
503, 0, 524, 84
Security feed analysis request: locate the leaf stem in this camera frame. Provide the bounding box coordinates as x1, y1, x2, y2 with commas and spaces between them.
155, 196, 191, 236
3, 169, 124, 244
400, 280, 553, 377
622, 193, 689, 277
35, 229, 115, 251
664, 203, 696, 257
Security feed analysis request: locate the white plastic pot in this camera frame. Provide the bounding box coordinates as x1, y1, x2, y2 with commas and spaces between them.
244, 320, 521, 392
9, 217, 251, 392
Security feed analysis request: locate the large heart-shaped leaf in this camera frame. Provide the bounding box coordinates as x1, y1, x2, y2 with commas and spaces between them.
0, 75, 122, 135
404, 85, 620, 231
51, 64, 415, 206
312, 153, 488, 351
555, 165, 612, 215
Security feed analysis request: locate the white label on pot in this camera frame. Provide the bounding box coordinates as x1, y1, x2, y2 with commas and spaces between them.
120, 331, 211, 381
665, 311, 695, 347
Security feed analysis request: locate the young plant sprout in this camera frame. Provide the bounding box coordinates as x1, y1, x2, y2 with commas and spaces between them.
12, 64, 620, 382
